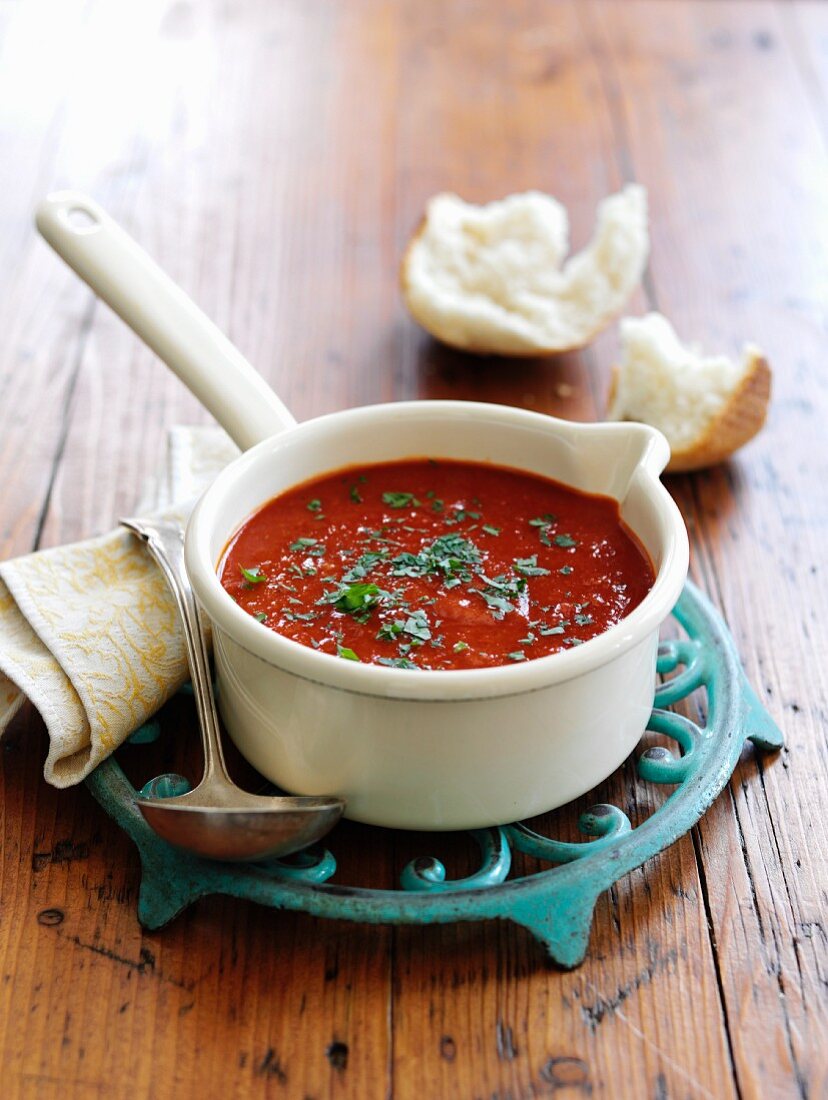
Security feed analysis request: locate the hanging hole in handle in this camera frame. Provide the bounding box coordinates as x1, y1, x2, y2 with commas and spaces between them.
63, 205, 99, 232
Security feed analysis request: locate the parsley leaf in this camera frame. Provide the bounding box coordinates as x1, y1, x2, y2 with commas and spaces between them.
307, 499, 322, 512
377, 620, 405, 642
376, 656, 418, 670
337, 646, 361, 661
321, 582, 385, 621
382, 491, 421, 509
290, 537, 318, 552
453, 641, 469, 653
239, 564, 267, 585
554, 533, 577, 549
402, 609, 431, 642
514, 554, 551, 577
507, 651, 527, 662
342, 551, 386, 583
254, 611, 268, 623
472, 589, 514, 617
482, 524, 501, 536
349, 485, 363, 503
389, 534, 481, 581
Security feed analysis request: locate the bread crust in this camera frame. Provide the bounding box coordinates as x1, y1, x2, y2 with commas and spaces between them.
666, 351, 771, 472
606, 351, 771, 473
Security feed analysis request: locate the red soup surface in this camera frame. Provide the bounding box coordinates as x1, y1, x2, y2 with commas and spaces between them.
218, 459, 655, 671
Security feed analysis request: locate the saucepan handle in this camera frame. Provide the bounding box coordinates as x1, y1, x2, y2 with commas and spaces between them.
35, 191, 296, 451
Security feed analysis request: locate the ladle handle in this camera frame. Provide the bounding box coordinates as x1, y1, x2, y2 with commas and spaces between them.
36, 192, 296, 451
120, 517, 233, 788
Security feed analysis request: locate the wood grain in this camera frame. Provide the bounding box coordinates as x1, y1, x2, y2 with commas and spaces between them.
0, 1, 826, 1098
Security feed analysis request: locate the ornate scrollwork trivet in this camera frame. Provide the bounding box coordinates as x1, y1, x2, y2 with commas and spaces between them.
85, 581, 782, 968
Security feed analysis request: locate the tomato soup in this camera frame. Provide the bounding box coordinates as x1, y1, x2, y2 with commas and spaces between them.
218, 459, 655, 671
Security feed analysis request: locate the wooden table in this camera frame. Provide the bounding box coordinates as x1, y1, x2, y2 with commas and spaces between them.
1, 1, 826, 1096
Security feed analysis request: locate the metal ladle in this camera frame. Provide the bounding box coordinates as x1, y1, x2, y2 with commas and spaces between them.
121, 515, 345, 861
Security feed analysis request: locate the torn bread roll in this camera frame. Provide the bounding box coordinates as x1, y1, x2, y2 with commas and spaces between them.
606, 313, 771, 473
401, 185, 649, 356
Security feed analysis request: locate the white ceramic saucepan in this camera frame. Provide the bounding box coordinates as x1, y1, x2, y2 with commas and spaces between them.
36, 192, 689, 831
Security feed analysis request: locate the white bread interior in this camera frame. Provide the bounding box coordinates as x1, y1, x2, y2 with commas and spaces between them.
606, 313, 771, 473
401, 185, 649, 356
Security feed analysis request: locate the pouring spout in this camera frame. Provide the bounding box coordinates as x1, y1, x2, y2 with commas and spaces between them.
35, 191, 297, 450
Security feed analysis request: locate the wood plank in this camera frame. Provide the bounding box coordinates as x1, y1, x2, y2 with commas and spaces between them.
590, 1, 828, 1096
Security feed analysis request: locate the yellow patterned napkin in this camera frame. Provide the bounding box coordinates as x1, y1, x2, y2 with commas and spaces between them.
0, 427, 239, 786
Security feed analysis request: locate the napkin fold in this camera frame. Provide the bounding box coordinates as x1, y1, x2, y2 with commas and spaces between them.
0, 427, 239, 786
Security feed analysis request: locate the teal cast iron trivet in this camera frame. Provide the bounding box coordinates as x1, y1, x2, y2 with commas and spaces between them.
84, 580, 783, 969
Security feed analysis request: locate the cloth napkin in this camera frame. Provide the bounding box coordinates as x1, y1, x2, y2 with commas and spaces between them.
0, 427, 239, 786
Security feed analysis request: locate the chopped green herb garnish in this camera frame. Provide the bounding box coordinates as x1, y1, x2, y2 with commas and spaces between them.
482, 525, 501, 536
574, 613, 593, 626
349, 485, 363, 503
389, 551, 424, 578
514, 555, 551, 577
254, 611, 268, 623
389, 534, 481, 581
342, 551, 386, 583
479, 573, 526, 597
289, 537, 318, 552
554, 533, 577, 549
559, 565, 573, 575
377, 620, 405, 642
337, 646, 361, 661
402, 608, 431, 642
507, 651, 527, 662
519, 632, 536, 645
307, 499, 322, 512
444, 508, 480, 525
472, 589, 514, 617
453, 641, 469, 653
565, 637, 584, 647
431, 499, 444, 513
239, 565, 267, 586
529, 514, 556, 527
366, 529, 402, 545
382, 491, 420, 509
322, 581, 384, 619
540, 624, 566, 636
376, 656, 418, 670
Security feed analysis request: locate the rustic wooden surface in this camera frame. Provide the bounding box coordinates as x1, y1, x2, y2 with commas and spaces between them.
1, 1, 826, 1096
